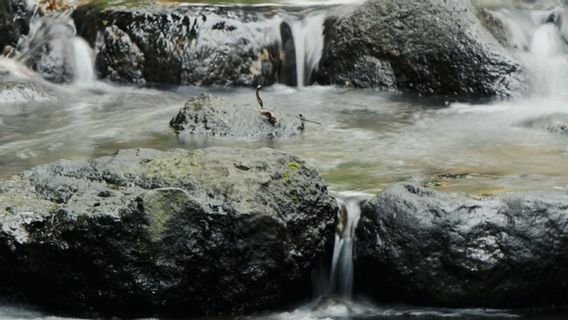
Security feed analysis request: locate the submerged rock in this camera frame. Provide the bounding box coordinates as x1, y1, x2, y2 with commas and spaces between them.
0, 58, 58, 103
356, 183, 568, 308
170, 94, 304, 138
0, 148, 337, 315
520, 113, 568, 136
317, 0, 523, 96
73, 4, 284, 86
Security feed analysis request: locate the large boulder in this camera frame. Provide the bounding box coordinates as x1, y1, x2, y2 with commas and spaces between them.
317, 0, 524, 96
170, 94, 304, 138
355, 183, 568, 308
73, 4, 288, 86
0, 148, 337, 316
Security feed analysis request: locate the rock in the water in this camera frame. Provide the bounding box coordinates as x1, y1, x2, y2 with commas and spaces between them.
95, 25, 145, 84
0, 148, 337, 315
0, 0, 30, 52
170, 94, 304, 138
317, 0, 523, 96
0, 58, 58, 103
355, 183, 568, 308
73, 4, 284, 86
520, 113, 568, 136
17, 12, 77, 84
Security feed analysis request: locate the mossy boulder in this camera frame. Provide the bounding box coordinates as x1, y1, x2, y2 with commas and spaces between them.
0, 147, 337, 316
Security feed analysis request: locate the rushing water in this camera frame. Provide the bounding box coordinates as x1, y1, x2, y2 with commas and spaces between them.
288, 13, 325, 87
1, 1, 568, 320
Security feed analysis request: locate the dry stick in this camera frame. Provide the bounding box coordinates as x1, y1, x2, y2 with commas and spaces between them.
255, 85, 277, 125
297, 114, 322, 125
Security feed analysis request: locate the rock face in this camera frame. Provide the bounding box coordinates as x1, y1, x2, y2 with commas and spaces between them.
355, 183, 568, 308
170, 94, 304, 138
0, 0, 30, 52
0, 148, 337, 315
317, 0, 524, 96
73, 4, 287, 86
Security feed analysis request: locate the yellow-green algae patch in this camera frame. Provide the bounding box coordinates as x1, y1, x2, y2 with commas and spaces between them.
143, 188, 191, 242
139, 151, 202, 185
287, 161, 302, 170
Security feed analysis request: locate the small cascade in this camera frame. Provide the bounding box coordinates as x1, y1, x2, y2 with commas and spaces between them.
288, 14, 326, 88
494, 7, 568, 97
327, 194, 362, 298
16, 10, 96, 84
69, 37, 95, 83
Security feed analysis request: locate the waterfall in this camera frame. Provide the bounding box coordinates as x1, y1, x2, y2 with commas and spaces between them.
327, 194, 362, 298
288, 14, 326, 88
16, 10, 96, 84
70, 37, 95, 84
493, 7, 568, 97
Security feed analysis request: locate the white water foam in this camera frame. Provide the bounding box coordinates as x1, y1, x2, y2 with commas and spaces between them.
329, 194, 362, 298
288, 14, 326, 87
494, 7, 568, 98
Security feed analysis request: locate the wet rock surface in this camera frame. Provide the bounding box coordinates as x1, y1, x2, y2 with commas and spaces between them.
17, 12, 77, 84
0, 0, 30, 52
170, 94, 304, 138
0, 148, 337, 316
73, 4, 284, 86
355, 183, 568, 308
317, 0, 523, 96
0, 59, 58, 103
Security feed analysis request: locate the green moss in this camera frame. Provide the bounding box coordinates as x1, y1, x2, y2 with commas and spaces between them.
140, 153, 201, 183
288, 189, 300, 203
287, 161, 302, 170
144, 188, 190, 242
283, 171, 291, 179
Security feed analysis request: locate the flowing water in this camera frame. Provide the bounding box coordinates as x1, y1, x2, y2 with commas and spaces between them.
1, 1, 568, 320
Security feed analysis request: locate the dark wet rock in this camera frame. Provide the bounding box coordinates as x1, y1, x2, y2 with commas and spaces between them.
73, 4, 284, 86
0, 148, 337, 315
336, 55, 396, 89
317, 0, 523, 97
0, 0, 30, 52
170, 94, 304, 138
355, 183, 568, 308
520, 113, 568, 136
95, 25, 145, 84
476, 7, 510, 47
278, 22, 297, 87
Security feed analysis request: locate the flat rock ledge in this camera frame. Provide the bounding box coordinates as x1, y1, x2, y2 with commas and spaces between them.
355, 183, 568, 308
170, 94, 304, 138
0, 147, 337, 316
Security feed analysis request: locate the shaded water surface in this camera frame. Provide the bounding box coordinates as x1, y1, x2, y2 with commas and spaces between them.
1, 83, 567, 195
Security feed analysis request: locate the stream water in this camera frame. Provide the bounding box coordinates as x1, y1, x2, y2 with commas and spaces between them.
1, 1, 568, 320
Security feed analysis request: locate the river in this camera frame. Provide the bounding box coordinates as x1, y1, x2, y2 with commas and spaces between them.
0, 0, 568, 319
